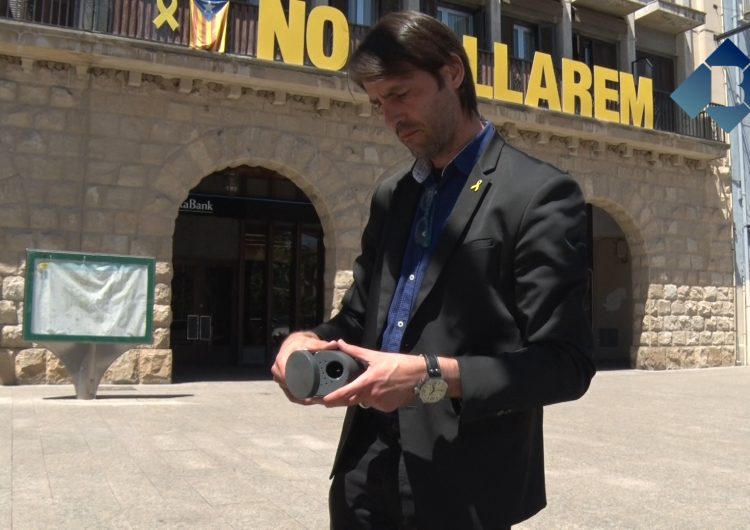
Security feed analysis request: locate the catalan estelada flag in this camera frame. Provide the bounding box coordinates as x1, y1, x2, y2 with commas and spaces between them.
189, 0, 230, 53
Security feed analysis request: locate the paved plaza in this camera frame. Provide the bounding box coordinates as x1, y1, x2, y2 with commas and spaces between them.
1, 366, 748, 529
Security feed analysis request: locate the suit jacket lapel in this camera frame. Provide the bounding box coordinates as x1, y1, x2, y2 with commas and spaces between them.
412, 133, 506, 315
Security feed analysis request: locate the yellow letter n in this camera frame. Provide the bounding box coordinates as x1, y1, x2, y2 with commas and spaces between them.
257, 0, 306, 66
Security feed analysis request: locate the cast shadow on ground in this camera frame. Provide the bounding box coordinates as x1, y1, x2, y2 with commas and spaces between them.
43, 393, 195, 400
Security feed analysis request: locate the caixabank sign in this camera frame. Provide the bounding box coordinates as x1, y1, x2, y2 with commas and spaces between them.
671, 39, 750, 133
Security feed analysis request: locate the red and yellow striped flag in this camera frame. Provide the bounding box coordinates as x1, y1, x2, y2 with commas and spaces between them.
189, 0, 230, 53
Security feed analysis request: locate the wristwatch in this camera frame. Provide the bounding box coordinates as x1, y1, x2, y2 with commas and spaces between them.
414, 353, 448, 404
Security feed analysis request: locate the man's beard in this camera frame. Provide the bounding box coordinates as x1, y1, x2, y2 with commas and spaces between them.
398, 123, 451, 162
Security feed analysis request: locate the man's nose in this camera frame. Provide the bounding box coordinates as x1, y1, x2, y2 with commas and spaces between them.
382, 103, 402, 130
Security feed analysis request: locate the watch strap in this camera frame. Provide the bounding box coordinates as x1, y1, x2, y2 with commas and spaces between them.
422, 353, 441, 378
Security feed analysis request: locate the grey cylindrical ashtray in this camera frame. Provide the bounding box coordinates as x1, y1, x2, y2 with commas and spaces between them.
285, 350, 364, 399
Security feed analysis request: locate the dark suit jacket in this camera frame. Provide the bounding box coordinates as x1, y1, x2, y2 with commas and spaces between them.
314, 132, 595, 528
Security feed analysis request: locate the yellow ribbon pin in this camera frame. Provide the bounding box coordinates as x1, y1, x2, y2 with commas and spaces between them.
470, 179, 483, 192
154, 0, 180, 31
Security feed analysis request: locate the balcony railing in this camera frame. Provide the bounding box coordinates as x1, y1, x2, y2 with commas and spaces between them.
477, 53, 536, 95
652, 89, 725, 142
0, 0, 725, 143
1, 0, 77, 27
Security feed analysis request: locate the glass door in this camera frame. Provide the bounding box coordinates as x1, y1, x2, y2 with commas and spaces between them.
297, 226, 324, 330
171, 260, 236, 365
242, 223, 268, 365
240, 221, 323, 366
171, 215, 239, 369
270, 223, 294, 357
171, 168, 325, 378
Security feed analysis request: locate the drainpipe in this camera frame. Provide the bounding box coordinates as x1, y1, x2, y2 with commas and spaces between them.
732, 67, 749, 366
744, 222, 749, 365
721, 1, 750, 365
730, 36, 750, 365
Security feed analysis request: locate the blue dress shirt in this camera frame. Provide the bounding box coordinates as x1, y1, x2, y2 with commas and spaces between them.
380, 123, 495, 353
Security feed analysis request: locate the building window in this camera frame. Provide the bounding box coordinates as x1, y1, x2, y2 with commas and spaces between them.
437, 5, 474, 41
501, 16, 555, 62
512, 22, 536, 61
635, 51, 675, 92
573, 33, 618, 70
635, 51, 676, 132
348, 0, 376, 26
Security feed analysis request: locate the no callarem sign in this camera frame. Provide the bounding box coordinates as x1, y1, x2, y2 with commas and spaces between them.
255, 0, 653, 129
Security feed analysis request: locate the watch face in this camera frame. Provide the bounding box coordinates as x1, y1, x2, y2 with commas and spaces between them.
419, 378, 448, 404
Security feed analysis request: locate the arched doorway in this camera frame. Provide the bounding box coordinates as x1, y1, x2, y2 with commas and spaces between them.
170, 166, 325, 380
587, 204, 634, 369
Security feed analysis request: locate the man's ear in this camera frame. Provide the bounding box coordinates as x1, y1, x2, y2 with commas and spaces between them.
443, 53, 466, 90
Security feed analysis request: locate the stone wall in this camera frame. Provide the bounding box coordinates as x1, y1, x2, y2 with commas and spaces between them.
640, 284, 735, 369
0, 55, 408, 383
0, 42, 736, 382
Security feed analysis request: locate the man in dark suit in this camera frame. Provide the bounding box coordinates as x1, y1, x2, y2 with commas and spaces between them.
271, 11, 595, 529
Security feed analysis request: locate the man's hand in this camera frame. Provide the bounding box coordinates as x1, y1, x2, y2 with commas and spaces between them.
323, 339, 426, 412
272, 331, 337, 405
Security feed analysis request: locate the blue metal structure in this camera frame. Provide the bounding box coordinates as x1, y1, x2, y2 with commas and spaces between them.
723, 0, 750, 365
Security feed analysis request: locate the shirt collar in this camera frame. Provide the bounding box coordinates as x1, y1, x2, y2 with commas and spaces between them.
412, 121, 495, 184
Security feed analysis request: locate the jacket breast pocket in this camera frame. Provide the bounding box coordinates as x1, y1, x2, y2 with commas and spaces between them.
451, 238, 501, 281
461, 238, 496, 251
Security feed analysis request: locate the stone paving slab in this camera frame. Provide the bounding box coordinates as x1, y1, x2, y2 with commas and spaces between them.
1, 367, 749, 529
518, 366, 750, 529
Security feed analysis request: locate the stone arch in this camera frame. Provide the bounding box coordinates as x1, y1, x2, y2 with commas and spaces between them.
587, 197, 649, 271
576, 173, 654, 368
144, 125, 343, 311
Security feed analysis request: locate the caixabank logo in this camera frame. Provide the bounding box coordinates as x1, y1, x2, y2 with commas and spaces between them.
671, 39, 750, 132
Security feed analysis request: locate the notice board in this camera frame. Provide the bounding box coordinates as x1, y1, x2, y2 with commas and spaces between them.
23, 250, 155, 343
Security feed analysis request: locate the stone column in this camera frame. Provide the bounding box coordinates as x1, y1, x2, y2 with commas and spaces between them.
487, 0, 502, 47
675, 28, 694, 84
403, 0, 420, 11
621, 14, 637, 73
557, 0, 573, 60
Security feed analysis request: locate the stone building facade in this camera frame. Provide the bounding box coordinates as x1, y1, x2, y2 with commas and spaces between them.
0, 0, 737, 385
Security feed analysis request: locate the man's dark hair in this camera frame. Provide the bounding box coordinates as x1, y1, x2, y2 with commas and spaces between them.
348, 11, 479, 117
